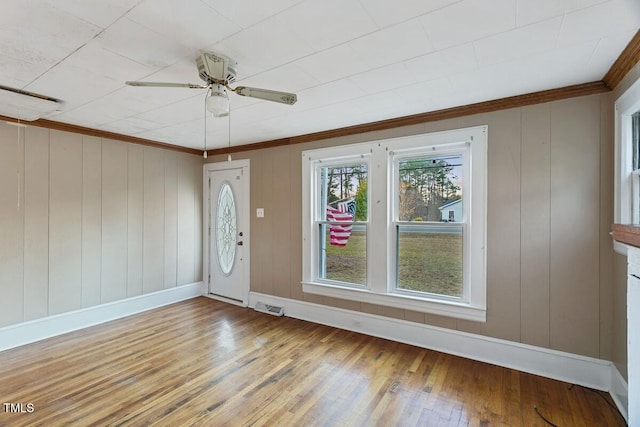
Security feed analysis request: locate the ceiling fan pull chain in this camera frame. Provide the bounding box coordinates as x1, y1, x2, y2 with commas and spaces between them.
203, 91, 208, 159
227, 103, 232, 162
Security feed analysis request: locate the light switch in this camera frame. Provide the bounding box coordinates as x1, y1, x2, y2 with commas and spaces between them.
256, 208, 264, 218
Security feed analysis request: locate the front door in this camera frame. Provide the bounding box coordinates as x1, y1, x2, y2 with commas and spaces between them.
204, 160, 250, 305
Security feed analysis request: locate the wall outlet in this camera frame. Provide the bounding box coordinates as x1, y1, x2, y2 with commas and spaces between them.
256, 208, 264, 218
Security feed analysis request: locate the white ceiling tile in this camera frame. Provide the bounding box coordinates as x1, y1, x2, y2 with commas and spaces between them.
421, 0, 517, 50
142, 59, 203, 84
138, 118, 207, 149
589, 30, 638, 78
296, 80, 367, 111
238, 63, 321, 93
59, 96, 138, 126
127, 0, 240, 49
101, 116, 164, 135
201, 0, 303, 29
96, 18, 189, 68
87, 88, 152, 117
449, 39, 600, 101
278, 0, 378, 51
515, 0, 608, 26
339, 91, 408, 122
135, 93, 205, 125
227, 93, 262, 110
25, 63, 123, 112
473, 17, 563, 66
558, 0, 640, 47
347, 63, 420, 94
403, 43, 478, 83
42, 0, 142, 28
347, 18, 435, 69
218, 14, 315, 71
290, 104, 381, 133
0, 55, 49, 88
0, 1, 101, 74
359, 0, 462, 28
66, 42, 157, 84
48, 109, 104, 128
393, 78, 451, 111
294, 44, 371, 83
231, 100, 297, 125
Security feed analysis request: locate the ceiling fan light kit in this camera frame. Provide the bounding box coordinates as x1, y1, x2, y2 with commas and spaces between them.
206, 84, 229, 117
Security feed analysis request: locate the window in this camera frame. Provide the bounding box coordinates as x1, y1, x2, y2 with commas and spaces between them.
317, 161, 368, 286
302, 126, 487, 322
615, 74, 640, 229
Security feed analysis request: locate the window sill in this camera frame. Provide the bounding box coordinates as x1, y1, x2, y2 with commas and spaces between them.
302, 281, 486, 322
612, 224, 640, 250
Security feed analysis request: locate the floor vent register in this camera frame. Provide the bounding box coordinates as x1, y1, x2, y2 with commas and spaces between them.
254, 302, 284, 317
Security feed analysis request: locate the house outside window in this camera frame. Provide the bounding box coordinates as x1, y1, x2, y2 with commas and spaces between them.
301, 126, 488, 322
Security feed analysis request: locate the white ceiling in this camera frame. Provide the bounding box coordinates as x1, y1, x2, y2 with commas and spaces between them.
2, 0, 639, 151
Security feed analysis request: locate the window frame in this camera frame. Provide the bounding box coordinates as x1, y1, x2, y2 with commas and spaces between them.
301, 126, 487, 322
615, 74, 640, 237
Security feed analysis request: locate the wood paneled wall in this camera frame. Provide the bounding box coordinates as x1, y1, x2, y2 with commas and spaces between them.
210, 93, 616, 360
0, 124, 202, 328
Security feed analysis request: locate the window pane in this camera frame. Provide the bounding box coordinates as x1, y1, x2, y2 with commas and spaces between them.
216, 182, 236, 276
319, 163, 367, 221
319, 224, 366, 285
396, 225, 463, 298
398, 154, 462, 222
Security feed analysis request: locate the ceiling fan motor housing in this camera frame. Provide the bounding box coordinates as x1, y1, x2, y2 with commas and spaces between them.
196, 51, 237, 85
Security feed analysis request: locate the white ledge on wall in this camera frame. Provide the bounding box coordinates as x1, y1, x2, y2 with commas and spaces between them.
0, 282, 204, 353
302, 281, 486, 322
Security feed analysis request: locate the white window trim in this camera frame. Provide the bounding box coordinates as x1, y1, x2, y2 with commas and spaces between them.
301, 126, 487, 322
615, 76, 640, 227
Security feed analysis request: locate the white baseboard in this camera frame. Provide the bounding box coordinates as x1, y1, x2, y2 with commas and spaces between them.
0, 282, 203, 353
610, 364, 629, 423
249, 292, 612, 391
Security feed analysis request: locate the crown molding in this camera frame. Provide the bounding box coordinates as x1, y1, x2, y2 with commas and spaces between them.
0, 115, 202, 156
0, 81, 620, 158
207, 80, 610, 156
603, 29, 640, 90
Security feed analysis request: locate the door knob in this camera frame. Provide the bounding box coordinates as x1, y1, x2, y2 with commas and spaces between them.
237, 241, 243, 246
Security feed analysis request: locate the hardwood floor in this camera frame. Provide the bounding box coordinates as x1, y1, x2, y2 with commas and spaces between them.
0, 297, 625, 426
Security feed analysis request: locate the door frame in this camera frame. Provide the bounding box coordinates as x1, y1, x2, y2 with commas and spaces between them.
203, 159, 250, 306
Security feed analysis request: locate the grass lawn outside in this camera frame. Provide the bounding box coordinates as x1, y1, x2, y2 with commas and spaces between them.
323, 228, 463, 297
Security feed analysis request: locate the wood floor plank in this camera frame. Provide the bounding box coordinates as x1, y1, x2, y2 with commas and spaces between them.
0, 297, 626, 426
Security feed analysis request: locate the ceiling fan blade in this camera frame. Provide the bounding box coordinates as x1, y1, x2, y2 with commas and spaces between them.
126, 81, 208, 89
232, 86, 297, 105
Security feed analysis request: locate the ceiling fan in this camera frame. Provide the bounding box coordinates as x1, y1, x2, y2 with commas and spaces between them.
125, 50, 298, 118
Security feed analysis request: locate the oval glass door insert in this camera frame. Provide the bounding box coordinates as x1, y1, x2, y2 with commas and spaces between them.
216, 182, 237, 275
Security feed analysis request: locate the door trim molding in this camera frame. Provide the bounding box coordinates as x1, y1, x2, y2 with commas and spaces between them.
203, 160, 251, 306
